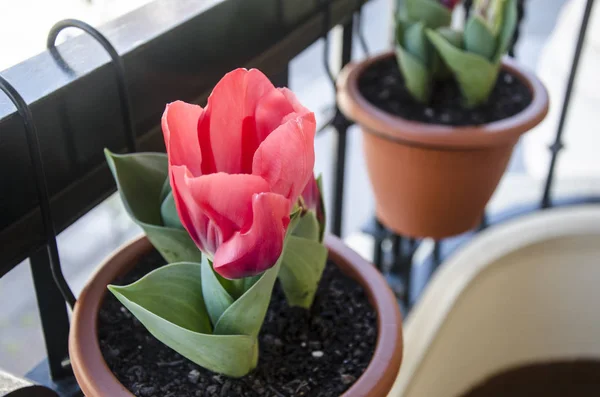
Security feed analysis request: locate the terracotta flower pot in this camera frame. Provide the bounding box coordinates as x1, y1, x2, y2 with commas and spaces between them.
69, 235, 403, 397
337, 52, 549, 239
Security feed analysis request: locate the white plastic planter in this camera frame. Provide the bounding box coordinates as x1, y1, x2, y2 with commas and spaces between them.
389, 205, 600, 397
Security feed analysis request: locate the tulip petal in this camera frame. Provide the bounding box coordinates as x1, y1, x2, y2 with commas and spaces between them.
278, 87, 311, 115
162, 101, 204, 176
213, 192, 290, 279
171, 167, 273, 254
170, 166, 221, 254
249, 88, 311, 172
253, 89, 297, 142
198, 69, 277, 174
186, 173, 272, 234
252, 112, 316, 203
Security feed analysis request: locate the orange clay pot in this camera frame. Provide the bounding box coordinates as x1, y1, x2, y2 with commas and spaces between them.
69, 235, 403, 397
337, 52, 549, 239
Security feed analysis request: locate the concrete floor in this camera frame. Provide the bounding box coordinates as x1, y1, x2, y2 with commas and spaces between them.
0, 0, 582, 377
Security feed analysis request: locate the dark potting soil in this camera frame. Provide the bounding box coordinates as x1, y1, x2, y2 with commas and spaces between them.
460, 360, 600, 397
98, 250, 378, 397
358, 56, 532, 126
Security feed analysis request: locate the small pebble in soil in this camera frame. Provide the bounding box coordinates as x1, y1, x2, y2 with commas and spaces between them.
99, 250, 378, 397
358, 56, 532, 126
341, 374, 356, 385
188, 370, 200, 384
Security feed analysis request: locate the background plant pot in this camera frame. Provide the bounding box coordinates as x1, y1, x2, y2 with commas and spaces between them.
69, 235, 403, 397
337, 52, 549, 239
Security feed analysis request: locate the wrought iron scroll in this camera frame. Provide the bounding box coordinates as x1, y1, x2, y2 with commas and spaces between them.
47, 19, 137, 153
0, 77, 76, 309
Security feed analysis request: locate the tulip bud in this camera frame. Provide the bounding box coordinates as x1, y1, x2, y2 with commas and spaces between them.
440, 0, 461, 10
474, 0, 504, 34
300, 176, 325, 239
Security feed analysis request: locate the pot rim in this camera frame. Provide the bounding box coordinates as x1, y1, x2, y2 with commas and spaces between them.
337, 51, 550, 149
69, 234, 403, 397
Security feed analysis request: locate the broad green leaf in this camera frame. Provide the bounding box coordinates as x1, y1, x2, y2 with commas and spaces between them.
396, 18, 408, 45
493, 0, 517, 63
159, 176, 171, 203
108, 263, 211, 333
279, 236, 328, 308
108, 263, 258, 377
432, 27, 463, 80
243, 275, 261, 292
464, 15, 497, 61
144, 224, 203, 263
427, 29, 499, 107
213, 271, 239, 299
105, 150, 201, 264
213, 258, 282, 337
201, 258, 234, 326
437, 26, 463, 48
285, 208, 302, 242
404, 22, 429, 65
396, 44, 432, 103
105, 150, 167, 225
292, 211, 320, 242
160, 191, 183, 229
404, 0, 452, 28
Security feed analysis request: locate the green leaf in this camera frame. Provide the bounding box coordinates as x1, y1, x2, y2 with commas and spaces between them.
279, 236, 328, 308
292, 211, 320, 242
464, 15, 497, 61
201, 258, 235, 326
396, 17, 407, 45
213, 258, 282, 337
160, 191, 184, 229
432, 27, 463, 80
427, 29, 500, 107
109, 263, 212, 333
159, 176, 171, 204
493, 0, 517, 63
404, 0, 452, 28
108, 263, 258, 377
105, 150, 167, 225
144, 224, 203, 263
437, 26, 463, 48
288, 207, 303, 235
396, 44, 432, 103
403, 22, 429, 65
105, 150, 201, 264
243, 275, 261, 292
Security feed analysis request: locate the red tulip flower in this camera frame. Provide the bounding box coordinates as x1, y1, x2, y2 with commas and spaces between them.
440, 0, 460, 9
162, 69, 316, 279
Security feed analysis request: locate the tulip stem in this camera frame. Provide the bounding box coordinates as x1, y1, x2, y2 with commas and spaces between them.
227, 277, 259, 300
